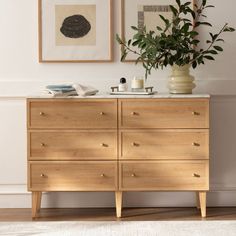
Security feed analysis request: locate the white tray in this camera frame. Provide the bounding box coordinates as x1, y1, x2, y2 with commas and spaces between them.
110, 91, 157, 95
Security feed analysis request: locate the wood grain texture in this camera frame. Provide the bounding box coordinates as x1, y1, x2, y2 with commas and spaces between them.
28, 161, 118, 191
119, 160, 209, 191
32, 192, 42, 218
199, 192, 207, 218
119, 129, 209, 160
115, 191, 123, 218
28, 130, 117, 160
27, 99, 117, 129
119, 99, 209, 129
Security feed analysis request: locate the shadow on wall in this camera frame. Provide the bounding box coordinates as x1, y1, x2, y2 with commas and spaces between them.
210, 95, 236, 190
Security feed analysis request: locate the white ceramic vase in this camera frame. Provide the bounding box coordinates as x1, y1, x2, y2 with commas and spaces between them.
168, 64, 196, 94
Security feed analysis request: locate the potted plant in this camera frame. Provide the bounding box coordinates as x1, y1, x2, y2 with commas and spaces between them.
116, 0, 235, 94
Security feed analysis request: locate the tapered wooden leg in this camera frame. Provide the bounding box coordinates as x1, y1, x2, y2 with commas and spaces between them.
199, 192, 206, 218
32, 191, 42, 218
115, 191, 122, 218
196, 192, 200, 209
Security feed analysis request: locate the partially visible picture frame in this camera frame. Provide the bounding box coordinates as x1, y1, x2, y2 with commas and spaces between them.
39, 0, 113, 62
121, 0, 195, 61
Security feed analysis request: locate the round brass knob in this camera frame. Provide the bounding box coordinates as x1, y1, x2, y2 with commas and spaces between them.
192, 173, 200, 178
131, 112, 138, 115
40, 143, 45, 147
39, 112, 45, 116
101, 174, 105, 177
192, 142, 199, 146
40, 174, 45, 178
100, 112, 105, 115
192, 111, 199, 115
100, 143, 107, 147
131, 173, 136, 177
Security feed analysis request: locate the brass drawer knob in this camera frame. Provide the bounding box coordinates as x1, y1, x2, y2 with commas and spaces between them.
101, 174, 105, 177
100, 112, 105, 115
40, 174, 45, 178
192, 111, 200, 116
131, 142, 139, 147
39, 112, 45, 116
131, 112, 138, 115
100, 143, 108, 147
40, 143, 45, 147
192, 173, 200, 178
192, 142, 200, 146
131, 173, 136, 177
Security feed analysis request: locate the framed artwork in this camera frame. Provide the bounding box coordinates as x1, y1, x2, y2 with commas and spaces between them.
39, 0, 113, 62
121, 0, 195, 61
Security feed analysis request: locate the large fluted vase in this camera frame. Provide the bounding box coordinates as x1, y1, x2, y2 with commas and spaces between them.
168, 64, 196, 94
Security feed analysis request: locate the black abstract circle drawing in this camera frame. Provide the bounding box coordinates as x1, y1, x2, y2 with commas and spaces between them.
60, 14, 91, 38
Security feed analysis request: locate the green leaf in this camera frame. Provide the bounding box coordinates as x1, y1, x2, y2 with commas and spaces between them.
156, 26, 162, 31
131, 26, 138, 31
159, 14, 169, 26
169, 5, 178, 16
216, 39, 224, 42
202, 0, 207, 6
192, 61, 197, 69
128, 39, 132, 46
204, 55, 215, 60
214, 46, 223, 51
205, 5, 215, 8
200, 22, 213, 27
208, 50, 218, 55
176, 0, 181, 7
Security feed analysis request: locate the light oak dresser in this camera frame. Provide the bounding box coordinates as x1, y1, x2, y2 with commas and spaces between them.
27, 95, 210, 218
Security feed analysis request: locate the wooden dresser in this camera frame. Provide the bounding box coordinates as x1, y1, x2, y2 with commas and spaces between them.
27, 96, 210, 218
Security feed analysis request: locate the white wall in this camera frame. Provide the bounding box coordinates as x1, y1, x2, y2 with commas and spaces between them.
0, 0, 236, 208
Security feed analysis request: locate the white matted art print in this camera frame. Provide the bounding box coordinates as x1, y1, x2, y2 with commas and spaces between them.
39, 0, 112, 62
121, 0, 194, 61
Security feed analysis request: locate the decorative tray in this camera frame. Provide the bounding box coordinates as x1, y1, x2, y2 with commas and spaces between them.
110, 91, 157, 95
110, 86, 157, 95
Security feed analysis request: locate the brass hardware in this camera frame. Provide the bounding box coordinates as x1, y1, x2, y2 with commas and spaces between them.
40, 174, 45, 178
100, 112, 105, 115
192, 142, 200, 146
40, 143, 45, 147
111, 86, 119, 92
100, 143, 107, 147
145, 86, 154, 93
101, 174, 105, 177
192, 173, 200, 178
131, 112, 138, 115
192, 111, 199, 116
39, 112, 45, 116
131, 173, 136, 177
131, 142, 139, 147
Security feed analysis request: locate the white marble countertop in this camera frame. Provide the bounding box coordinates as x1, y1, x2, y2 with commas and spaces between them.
26, 93, 210, 99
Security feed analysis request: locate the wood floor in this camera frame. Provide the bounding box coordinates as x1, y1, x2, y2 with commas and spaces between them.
0, 207, 236, 221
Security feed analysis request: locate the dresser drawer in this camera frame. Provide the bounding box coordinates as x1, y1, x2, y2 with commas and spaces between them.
28, 130, 117, 160
120, 130, 209, 160
28, 161, 117, 191
119, 99, 209, 128
119, 161, 209, 191
28, 99, 117, 129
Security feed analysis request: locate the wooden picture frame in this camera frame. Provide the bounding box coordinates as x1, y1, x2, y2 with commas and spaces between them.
38, 0, 113, 63
120, 0, 195, 62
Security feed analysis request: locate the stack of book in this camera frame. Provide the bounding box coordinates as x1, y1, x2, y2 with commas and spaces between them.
42, 85, 77, 97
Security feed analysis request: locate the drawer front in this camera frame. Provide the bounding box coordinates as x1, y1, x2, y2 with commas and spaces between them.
29, 131, 117, 160
28, 99, 117, 129
120, 130, 209, 160
119, 99, 209, 128
29, 161, 117, 191
119, 161, 209, 191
